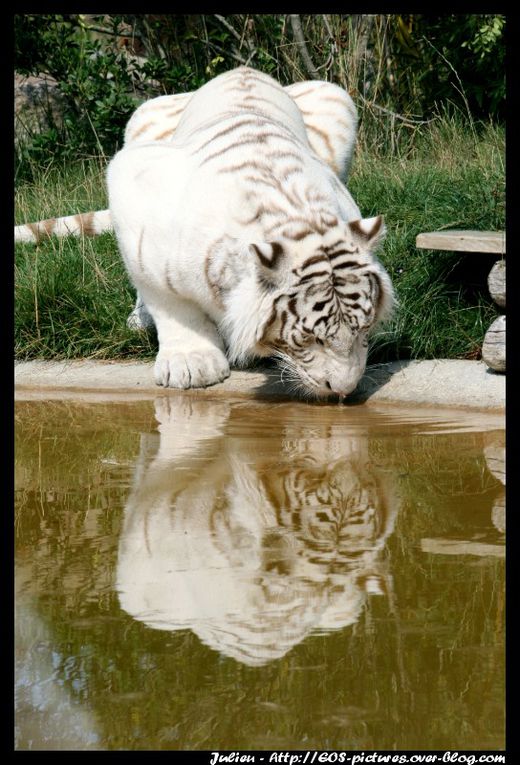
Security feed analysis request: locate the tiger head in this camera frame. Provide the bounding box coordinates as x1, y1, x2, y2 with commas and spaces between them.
226, 216, 395, 398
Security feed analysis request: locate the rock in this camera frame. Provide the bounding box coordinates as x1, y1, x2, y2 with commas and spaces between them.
15, 72, 64, 142
488, 260, 506, 308
482, 315, 505, 372
491, 494, 505, 534
484, 443, 506, 485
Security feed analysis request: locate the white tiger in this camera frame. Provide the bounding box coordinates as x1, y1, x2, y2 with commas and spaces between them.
107, 66, 394, 396
15, 72, 359, 335
117, 397, 399, 667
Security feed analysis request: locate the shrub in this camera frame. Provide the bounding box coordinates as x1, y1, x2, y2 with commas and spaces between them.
15, 14, 505, 178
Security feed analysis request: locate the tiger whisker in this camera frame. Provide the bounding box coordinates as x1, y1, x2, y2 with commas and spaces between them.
271, 348, 319, 399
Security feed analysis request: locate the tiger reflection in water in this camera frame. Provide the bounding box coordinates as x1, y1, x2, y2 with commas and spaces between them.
116, 397, 400, 666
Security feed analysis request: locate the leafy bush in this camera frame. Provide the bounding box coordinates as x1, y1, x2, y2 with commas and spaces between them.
15, 14, 505, 179
15, 15, 141, 176
395, 15, 506, 119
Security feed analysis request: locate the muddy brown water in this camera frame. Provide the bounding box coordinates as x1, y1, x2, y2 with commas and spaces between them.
15, 397, 505, 751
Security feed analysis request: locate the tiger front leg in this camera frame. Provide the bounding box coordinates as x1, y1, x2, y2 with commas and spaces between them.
147, 296, 230, 389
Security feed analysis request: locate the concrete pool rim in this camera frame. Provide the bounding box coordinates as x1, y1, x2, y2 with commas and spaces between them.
15, 359, 505, 412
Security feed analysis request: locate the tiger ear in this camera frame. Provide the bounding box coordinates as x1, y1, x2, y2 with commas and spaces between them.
348, 215, 386, 250
249, 241, 286, 287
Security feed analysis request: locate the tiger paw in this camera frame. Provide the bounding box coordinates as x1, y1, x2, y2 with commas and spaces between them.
154, 348, 230, 389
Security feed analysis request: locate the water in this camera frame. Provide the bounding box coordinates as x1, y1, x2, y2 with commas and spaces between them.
15, 396, 505, 751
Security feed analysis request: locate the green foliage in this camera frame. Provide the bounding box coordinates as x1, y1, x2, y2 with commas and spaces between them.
15, 15, 140, 176
15, 14, 505, 179
403, 15, 506, 118
462, 14, 505, 57
15, 162, 156, 359
15, 234, 156, 360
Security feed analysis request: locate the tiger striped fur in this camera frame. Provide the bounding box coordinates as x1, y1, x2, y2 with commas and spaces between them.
117, 397, 398, 666
107, 66, 394, 397
124, 79, 357, 180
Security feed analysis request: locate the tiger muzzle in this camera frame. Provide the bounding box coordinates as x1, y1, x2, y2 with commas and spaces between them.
324, 377, 360, 397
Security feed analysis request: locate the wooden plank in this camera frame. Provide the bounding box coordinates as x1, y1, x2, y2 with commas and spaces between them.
421, 538, 505, 558
416, 230, 505, 254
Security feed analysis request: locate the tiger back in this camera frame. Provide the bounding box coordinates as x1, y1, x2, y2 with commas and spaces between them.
124, 78, 357, 180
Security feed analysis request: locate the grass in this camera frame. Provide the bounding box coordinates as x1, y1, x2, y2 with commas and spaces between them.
14, 114, 505, 363
352, 115, 504, 362
15, 160, 156, 359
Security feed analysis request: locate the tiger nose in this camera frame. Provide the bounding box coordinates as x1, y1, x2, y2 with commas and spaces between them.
325, 379, 358, 396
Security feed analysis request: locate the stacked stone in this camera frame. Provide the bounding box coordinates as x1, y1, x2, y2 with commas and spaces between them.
482, 260, 505, 372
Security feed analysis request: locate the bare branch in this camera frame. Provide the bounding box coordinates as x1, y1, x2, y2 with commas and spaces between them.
321, 14, 334, 40
353, 14, 376, 72
289, 14, 321, 79
358, 94, 434, 127
213, 14, 256, 65
214, 15, 243, 46
207, 40, 248, 66
239, 15, 258, 59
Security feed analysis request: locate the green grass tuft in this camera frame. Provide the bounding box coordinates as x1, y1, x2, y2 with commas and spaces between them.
15, 232, 156, 360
